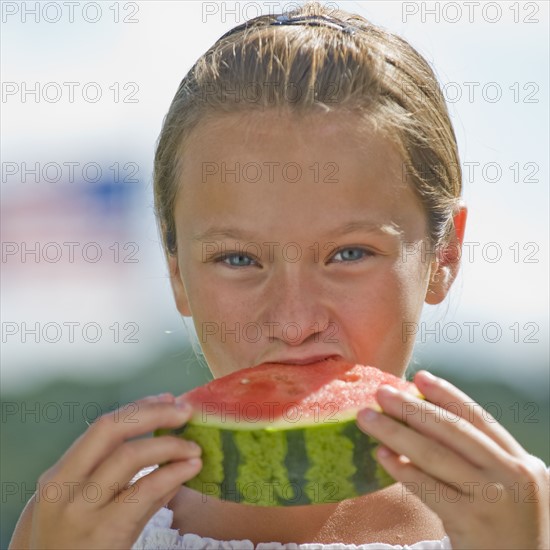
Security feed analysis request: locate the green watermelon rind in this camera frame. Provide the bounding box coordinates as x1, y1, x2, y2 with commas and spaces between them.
155, 416, 396, 507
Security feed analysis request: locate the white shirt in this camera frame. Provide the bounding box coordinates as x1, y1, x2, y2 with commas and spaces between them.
131, 505, 453, 550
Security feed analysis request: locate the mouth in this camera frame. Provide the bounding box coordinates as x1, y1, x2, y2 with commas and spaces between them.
269, 354, 342, 366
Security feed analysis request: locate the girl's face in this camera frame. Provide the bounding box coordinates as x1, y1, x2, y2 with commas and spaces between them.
169, 111, 450, 379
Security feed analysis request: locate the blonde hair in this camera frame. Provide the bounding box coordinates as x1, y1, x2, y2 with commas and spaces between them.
154, 2, 462, 258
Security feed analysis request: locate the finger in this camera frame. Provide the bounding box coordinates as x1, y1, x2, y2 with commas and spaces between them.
414, 370, 526, 457
42, 395, 173, 482
366, 385, 513, 473
92, 436, 202, 507
357, 403, 481, 486
56, 395, 193, 479
106, 457, 203, 524
373, 445, 471, 522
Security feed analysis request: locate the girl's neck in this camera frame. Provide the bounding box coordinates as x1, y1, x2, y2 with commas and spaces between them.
167, 483, 446, 546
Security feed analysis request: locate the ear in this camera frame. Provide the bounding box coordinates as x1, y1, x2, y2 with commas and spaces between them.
168, 253, 192, 317
425, 205, 468, 305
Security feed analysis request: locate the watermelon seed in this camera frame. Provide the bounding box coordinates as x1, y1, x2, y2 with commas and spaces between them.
339, 373, 361, 382
240, 378, 250, 384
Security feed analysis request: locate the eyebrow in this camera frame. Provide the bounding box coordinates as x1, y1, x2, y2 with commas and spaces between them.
330, 220, 403, 238
192, 220, 402, 242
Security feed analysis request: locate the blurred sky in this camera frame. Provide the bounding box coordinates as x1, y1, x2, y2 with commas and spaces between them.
1, 1, 548, 393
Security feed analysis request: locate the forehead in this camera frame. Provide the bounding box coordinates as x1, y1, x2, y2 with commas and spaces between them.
178, 110, 406, 189
174, 110, 426, 241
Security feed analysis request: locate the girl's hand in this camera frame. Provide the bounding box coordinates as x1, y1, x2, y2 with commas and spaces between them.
357, 371, 549, 550
28, 393, 202, 550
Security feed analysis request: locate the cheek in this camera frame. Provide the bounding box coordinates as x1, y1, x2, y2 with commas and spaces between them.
392, 253, 432, 315
349, 259, 430, 328
187, 281, 252, 344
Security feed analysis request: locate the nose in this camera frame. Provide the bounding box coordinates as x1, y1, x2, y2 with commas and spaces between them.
261, 265, 331, 346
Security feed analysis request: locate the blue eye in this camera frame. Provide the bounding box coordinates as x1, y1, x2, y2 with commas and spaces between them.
331, 247, 372, 263
217, 253, 256, 267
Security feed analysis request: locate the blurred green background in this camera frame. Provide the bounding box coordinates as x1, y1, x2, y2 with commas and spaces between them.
2, 350, 548, 549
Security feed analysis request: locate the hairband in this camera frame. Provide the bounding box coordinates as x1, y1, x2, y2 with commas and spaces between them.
270, 14, 357, 34
219, 13, 357, 41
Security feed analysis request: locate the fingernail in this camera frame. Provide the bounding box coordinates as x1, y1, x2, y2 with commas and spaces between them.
377, 446, 391, 458
378, 385, 398, 396
156, 392, 173, 402
188, 458, 201, 467
175, 395, 192, 411
421, 371, 438, 383
360, 408, 379, 422
187, 439, 201, 452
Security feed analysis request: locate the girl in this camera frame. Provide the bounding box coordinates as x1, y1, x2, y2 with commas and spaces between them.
10, 3, 549, 549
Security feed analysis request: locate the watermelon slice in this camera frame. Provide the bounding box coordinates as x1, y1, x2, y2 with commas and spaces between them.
155, 358, 421, 506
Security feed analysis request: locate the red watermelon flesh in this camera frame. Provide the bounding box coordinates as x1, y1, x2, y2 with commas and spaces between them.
183, 358, 421, 429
